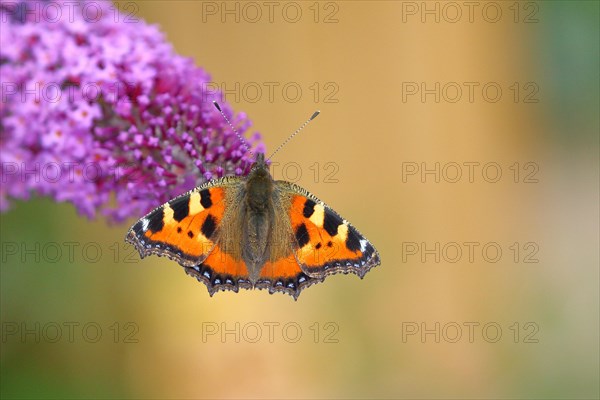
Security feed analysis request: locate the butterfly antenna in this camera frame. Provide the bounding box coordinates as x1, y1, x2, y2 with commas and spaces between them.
268, 110, 320, 161
213, 101, 253, 157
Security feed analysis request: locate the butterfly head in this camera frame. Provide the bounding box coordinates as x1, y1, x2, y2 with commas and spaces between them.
251, 152, 267, 170
247, 152, 271, 183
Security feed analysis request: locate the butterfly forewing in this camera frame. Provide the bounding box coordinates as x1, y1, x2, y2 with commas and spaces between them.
126, 177, 237, 267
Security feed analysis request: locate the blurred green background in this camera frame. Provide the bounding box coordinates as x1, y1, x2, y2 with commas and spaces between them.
1, 1, 598, 399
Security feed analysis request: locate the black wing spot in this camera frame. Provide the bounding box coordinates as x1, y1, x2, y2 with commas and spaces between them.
346, 225, 362, 252
303, 199, 316, 218
200, 189, 212, 209
133, 220, 145, 234
327, 241, 333, 247
201, 214, 217, 239
148, 208, 165, 233
295, 223, 310, 248
170, 194, 190, 222
323, 211, 343, 237
177, 227, 182, 233
187, 231, 194, 238
315, 242, 322, 250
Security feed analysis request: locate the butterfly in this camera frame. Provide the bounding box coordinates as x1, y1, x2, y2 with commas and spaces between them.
125, 103, 380, 299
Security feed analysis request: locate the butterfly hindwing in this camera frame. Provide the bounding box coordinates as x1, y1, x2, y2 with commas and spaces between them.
277, 182, 380, 279
184, 244, 253, 296
254, 254, 324, 300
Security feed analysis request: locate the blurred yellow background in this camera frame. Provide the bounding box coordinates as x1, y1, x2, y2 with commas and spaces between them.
1, 1, 598, 399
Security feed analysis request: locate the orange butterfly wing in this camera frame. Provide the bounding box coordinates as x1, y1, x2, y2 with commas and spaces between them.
251, 182, 380, 299
282, 183, 380, 279
126, 177, 252, 295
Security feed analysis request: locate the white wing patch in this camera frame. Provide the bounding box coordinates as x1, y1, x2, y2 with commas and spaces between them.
359, 239, 368, 252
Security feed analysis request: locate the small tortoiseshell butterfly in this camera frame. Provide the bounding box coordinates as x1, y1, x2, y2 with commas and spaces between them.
125, 102, 380, 299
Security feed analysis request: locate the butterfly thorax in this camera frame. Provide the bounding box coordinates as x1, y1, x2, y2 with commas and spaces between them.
245, 166, 272, 213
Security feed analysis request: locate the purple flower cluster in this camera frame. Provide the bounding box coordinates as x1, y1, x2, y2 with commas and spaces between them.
0, 0, 264, 222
